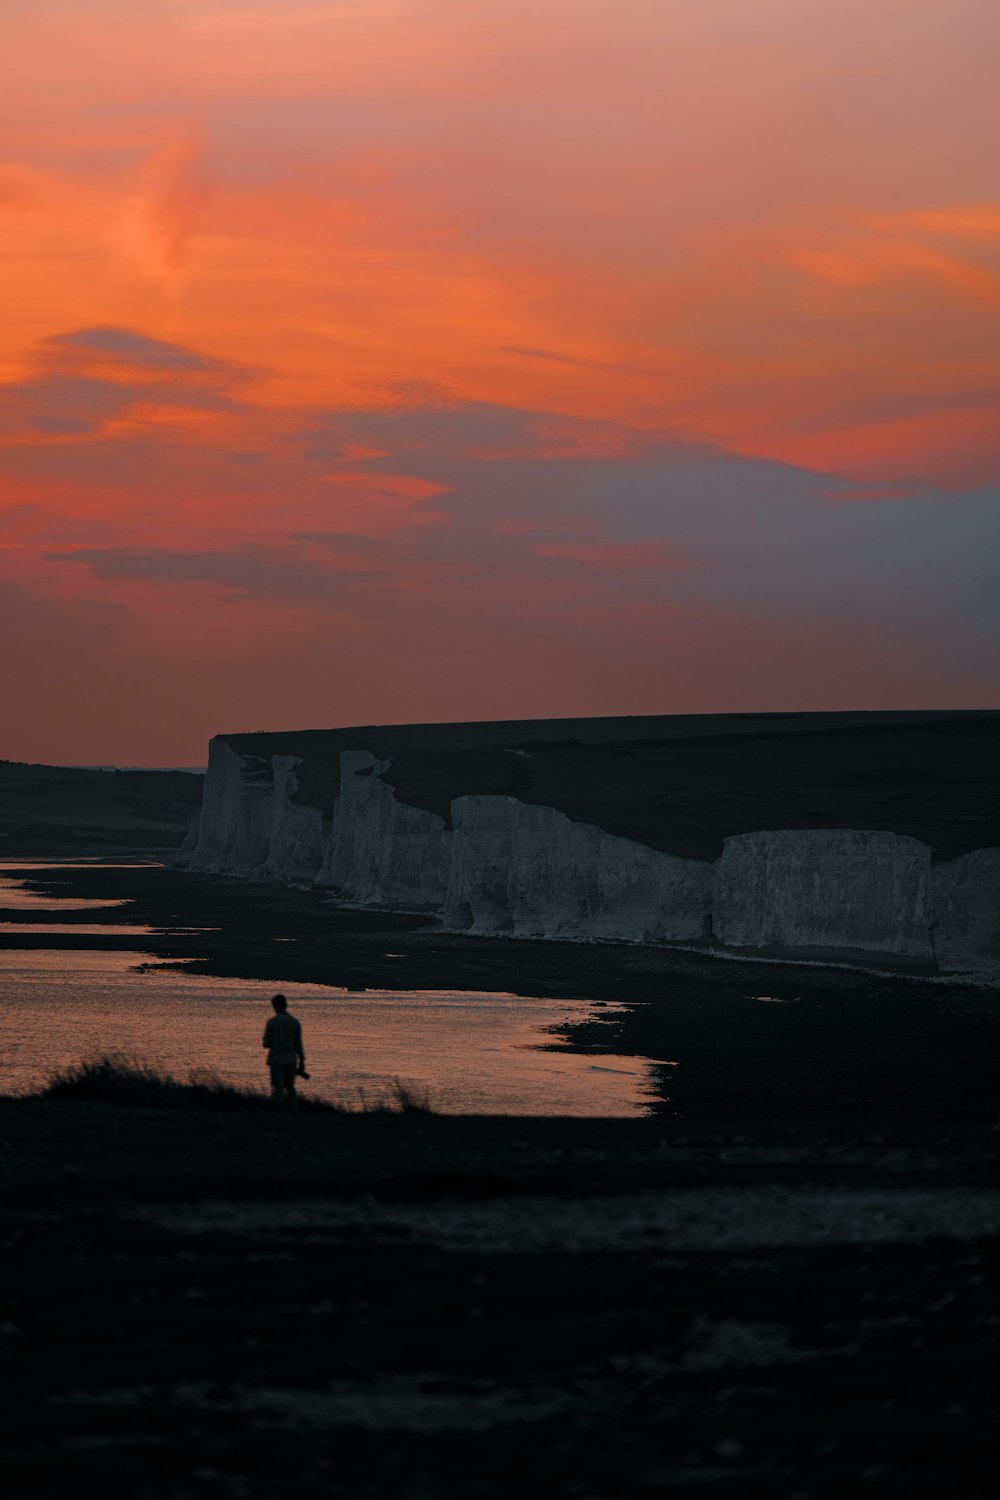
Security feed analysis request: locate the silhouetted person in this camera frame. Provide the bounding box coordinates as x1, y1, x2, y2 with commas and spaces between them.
263, 993, 305, 1110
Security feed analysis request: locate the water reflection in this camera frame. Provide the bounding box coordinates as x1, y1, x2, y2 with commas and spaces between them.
0, 951, 659, 1115
0, 922, 157, 936
0, 867, 128, 913
0, 893, 126, 911
0, 861, 662, 1115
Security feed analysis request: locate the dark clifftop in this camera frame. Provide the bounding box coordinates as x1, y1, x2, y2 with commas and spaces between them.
217, 710, 1000, 860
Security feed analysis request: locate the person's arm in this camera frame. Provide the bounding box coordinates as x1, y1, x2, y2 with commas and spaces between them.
263, 1017, 272, 1050
295, 1018, 305, 1064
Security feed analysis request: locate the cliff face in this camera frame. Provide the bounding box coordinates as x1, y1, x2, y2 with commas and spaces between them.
187, 739, 271, 877
182, 713, 1000, 971
319, 751, 451, 909
445, 796, 712, 941
265, 757, 325, 883
931, 849, 1000, 971
714, 830, 934, 958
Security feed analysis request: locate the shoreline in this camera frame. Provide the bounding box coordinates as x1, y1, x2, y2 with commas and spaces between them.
2, 859, 998, 1128
7, 851, 998, 984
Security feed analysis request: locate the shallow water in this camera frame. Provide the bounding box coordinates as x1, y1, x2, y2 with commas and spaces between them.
0, 893, 127, 911
0, 864, 663, 1115
0, 922, 159, 935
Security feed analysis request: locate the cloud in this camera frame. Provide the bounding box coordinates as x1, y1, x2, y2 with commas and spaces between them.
1, 375, 140, 436
292, 398, 1000, 645
534, 541, 693, 571
867, 206, 1000, 241
304, 394, 670, 465
305, 396, 541, 460
0, 372, 242, 438
0, 326, 254, 438
6, 1, 1000, 763
500, 344, 677, 383
292, 530, 397, 555
43, 326, 221, 372
120, 135, 217, 278
788, 237, 1000, 308
46, 545, 386, 603
11, 372, 1000, 664
7, 389, 1000, 762
0, 503, 40, 531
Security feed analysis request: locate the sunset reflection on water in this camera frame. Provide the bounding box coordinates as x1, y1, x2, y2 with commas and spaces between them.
0, 952, 660, 1115
0, 866, 661, 1115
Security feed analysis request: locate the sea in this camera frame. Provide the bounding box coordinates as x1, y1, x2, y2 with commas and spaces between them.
0, 860, 665, 1115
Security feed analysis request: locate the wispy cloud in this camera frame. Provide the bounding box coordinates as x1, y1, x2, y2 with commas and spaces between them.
47, 545, 385, 602
44, 326, 222, 372
500, 344, 680, 385
118, 135, 217, 280
0, 326, 254, 439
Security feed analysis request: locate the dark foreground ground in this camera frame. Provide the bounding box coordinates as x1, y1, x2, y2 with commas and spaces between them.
2, 862, 1000, 1496
3, 1102, 1000, 1499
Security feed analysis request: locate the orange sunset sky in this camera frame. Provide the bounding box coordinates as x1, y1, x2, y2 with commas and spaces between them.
2, 0, 999, 764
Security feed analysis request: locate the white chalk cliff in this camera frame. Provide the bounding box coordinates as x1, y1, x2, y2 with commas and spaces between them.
931, 848, 1000, 971
265, 756, 326, 883
183, 737, 1000, 971
187, 739, 273, 878
714, 829, 934, 958
319, 751, 451, 909
444, 795, 711, 941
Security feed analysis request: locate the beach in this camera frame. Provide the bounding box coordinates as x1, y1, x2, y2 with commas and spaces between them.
2, 860, 999, 1496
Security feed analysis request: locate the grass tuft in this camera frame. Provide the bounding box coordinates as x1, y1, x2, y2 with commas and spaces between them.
39, 1056, 433, 1115
387, 1077, 434, 1114
41, 1056, 334, 1112
355, 1077, 434, 1115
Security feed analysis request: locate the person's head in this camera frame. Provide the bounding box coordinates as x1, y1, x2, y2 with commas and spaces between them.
271, 993, 288, 1012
